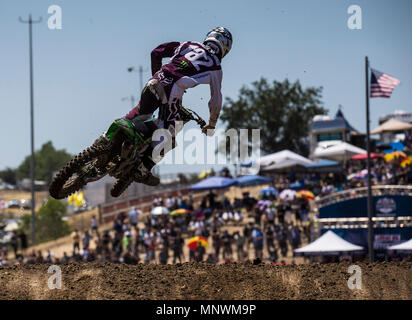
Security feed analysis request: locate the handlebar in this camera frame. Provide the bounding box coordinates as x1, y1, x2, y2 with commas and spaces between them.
180, 106, 206, 129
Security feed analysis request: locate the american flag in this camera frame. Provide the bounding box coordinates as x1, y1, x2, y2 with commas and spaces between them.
370, 68, 400, 98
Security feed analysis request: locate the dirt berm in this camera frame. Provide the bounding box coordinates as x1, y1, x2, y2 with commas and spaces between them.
0, 262, 411, 299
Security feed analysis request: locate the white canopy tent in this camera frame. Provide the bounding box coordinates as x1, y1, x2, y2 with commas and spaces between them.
371, 118, 412, 135
294, 230, 364, 256
387, 239, 412, 254
312, 141, 366, 162
258, 150, 312, 168
260, 158, 313, 172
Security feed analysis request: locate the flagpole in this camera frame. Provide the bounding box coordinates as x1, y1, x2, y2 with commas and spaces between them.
365, 56, 374, 262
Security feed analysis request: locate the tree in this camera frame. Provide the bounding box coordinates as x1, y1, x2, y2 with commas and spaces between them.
15, 141, 72, 184
219, 78, 328, 156
0, 167, 17, 185
20, 197, 71, 244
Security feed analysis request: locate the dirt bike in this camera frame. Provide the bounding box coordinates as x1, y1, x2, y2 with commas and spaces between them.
49, 106, 206, 199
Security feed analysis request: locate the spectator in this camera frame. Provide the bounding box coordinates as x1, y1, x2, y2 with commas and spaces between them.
206, 253, 218, 264
45, 250, 54, 264
252, 226, 264, 260
18, 231, 28, 254
71, 229, 80, 254
233, 231, 245, 261
195, 242, 206, 262
266, 225, 275, 256
212, 229, 222, 259
35, 250, 44, 264
91, 215, 98, 233
278, 227, 288, 258
61, 252, 70, 264
221, 230, 233, 261
82, 230, 92, 250
128, 207, 141, 227
10, 232, 19, 259
172, 233, 184, 264
159, 245, 169, 265
290, 225, 301, 250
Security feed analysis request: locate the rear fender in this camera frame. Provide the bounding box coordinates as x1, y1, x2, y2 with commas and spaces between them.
105, 119, 151, 160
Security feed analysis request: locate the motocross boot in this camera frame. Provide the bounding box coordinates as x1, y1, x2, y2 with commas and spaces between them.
134, 148, 160, 186
134, 134, 178, 187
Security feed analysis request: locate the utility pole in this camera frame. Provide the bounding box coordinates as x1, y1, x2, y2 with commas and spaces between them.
127, 65, 145, 93
365, 56, 374, 262
130, 95, 135, 109
138, 66, 143, 93
121, 96, 135, 109
19, 14, 42, 246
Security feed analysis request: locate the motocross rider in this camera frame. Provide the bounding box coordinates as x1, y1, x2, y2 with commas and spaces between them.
124, 27, 233, 186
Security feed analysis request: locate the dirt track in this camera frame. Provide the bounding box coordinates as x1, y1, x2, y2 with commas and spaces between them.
0, 262, 411, 300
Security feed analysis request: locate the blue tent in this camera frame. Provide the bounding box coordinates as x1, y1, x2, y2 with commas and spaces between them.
240, 161, 254, 167
383, 141, 405, 154
260, 187, 278, 196
305, 159, 340, 168
305, 159, 341, 173
189, 176, 238, 191
235, 175, 271, 186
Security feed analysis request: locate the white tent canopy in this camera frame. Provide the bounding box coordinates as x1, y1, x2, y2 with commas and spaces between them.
387, 239, 412, 253
371, 118, 412, 135
258, 150, 312, 168
294, 230, 364, 256
312, 141, 366, 161
261, 159, 312, 172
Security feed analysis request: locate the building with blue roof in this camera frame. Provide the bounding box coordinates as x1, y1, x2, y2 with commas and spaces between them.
309, 108, 366, 158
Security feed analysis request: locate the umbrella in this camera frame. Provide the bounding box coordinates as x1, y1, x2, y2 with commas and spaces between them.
279, 189, 297, 201
235, 175, 271, 186
260, 187, 278, 197
150, 206, 170, 215
187, 236, 208, 251
170, 208, 192, 216
351, 153, 382, 160
383, 141, 406, 154
289, 181, 304, 190
4, 220, 19, 232
257, 199, 272, 209
297, 190, 315, 200
401, 157, 412, 168
189, 176, 237, 191
384, 151, 407, 162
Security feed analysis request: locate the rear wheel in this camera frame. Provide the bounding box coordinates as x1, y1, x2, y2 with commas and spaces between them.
49, 138, 112, 199
110, 176, 134, 198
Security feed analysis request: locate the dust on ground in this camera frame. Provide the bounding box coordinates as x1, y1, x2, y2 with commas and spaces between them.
0, 261, 411, 300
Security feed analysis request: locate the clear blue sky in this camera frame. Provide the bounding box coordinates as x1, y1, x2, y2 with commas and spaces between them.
1, 0, 411, 174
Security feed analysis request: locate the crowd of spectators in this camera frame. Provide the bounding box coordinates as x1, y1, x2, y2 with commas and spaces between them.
280, 154, 412, 202
0, 189, 316, 266
1, 148, 410, 266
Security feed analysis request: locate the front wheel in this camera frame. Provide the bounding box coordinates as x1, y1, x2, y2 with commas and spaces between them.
49, 137, 112, 199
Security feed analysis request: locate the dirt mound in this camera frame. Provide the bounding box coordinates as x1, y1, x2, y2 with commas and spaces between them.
0, 262, 411, 300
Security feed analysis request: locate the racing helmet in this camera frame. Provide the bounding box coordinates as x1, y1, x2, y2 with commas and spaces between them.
203, 27, 232, 58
